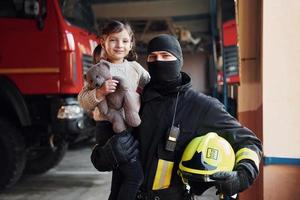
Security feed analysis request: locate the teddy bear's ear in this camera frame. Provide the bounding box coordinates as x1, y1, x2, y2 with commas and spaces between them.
99, 60, 110, 70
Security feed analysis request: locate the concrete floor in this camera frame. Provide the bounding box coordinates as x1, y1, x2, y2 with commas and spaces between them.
0, 143, 220, 200
0, 144, 111, 200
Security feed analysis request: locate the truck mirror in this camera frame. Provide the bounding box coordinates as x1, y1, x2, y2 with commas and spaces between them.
24, 0, 46, 30
24, 0, 39, 17
37, 16, 44, 30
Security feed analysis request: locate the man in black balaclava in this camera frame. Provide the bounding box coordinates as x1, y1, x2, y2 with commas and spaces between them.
134, 34, 262, 199
89, 34, 262, 200
146, 34, 183, 93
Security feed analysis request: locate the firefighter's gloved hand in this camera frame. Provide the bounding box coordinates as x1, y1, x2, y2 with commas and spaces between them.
91, 130, 138, 172
210, 163, 254, 196
107, 130, 139, 165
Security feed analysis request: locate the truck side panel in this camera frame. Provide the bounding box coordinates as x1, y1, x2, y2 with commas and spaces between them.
0, 0, 60, 94
54, 3, 96, 94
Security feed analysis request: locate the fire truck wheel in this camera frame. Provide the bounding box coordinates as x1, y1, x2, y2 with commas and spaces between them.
24, 137, 68, 174
0, 119, 26, 190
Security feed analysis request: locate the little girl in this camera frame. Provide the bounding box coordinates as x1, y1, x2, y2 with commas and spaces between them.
78, 20, 150, 200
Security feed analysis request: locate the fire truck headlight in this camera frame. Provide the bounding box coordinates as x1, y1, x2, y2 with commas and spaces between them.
57, 105, 84, 119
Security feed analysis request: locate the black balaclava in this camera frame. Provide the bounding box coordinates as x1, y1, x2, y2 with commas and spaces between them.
147, 34, 183, 93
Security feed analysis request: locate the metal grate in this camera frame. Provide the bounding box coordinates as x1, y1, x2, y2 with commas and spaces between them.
82, 54, 93, 74
223, 45, 238, 76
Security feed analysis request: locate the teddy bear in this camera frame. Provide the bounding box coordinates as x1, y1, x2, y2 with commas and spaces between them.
85, 60, 141, 133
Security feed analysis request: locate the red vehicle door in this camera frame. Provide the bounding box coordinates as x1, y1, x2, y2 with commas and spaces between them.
0, 0, 61, 94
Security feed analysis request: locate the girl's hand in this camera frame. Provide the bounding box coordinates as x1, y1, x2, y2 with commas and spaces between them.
96, 78, 119, 99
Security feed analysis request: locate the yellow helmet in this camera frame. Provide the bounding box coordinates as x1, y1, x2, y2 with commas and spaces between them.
178, 132, 235, 183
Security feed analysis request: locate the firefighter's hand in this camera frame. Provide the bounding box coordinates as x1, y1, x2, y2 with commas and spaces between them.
210, 164, 252, 196
91, 130, 138, 171
95, 78, 119, 99
107, 130, 139, 165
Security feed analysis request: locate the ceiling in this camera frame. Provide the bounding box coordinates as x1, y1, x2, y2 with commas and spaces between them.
90, 0, 214, 53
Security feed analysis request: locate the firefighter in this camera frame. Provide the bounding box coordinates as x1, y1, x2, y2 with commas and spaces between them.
91, 34, 262, 200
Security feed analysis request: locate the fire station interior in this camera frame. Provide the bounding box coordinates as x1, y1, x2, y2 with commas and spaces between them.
93, 0, 237, 114
0, 0, 299, 199
90, 1, 300, 199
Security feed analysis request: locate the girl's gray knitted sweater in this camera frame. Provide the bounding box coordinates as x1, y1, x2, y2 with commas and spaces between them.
78, 59, 150, 121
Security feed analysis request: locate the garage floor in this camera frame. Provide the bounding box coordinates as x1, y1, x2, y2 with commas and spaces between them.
0, 144, 111, 200
0, 143, 219, 200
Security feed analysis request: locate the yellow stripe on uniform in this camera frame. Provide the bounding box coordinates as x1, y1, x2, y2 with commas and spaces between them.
235, 148, 260, 169
152, 159, 174, 190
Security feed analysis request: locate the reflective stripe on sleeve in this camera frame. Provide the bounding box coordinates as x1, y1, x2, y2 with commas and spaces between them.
152, 159, 174, 190
235, 148, 260, 169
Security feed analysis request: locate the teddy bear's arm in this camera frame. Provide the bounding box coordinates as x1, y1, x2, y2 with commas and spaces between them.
112, 76, 129, 90
98, 99, 109, 115
123, 91, 141, 127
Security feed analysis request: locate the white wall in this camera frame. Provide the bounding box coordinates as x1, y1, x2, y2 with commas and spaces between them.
263, 0, 300, 158
182, 52, 207, 93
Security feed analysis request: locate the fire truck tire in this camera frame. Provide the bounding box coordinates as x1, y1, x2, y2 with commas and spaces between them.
0, 119, 26, 190
24, 139, 68, 174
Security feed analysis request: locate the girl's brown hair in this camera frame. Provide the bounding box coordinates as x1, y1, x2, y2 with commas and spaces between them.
101, 20, 138, 61
92, 44, 102, 64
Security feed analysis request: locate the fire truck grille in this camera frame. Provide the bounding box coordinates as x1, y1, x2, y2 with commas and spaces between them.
82, 54, 93, 74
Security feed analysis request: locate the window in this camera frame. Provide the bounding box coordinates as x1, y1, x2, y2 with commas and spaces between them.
0, 0, 46, 19
59, 0, 96, 33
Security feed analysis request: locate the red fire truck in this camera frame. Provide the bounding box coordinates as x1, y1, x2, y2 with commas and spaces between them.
0, 0, 98, 189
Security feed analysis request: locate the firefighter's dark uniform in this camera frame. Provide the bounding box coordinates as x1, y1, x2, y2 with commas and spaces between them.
134, 72, 262, 200
90, 34, 262, 200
